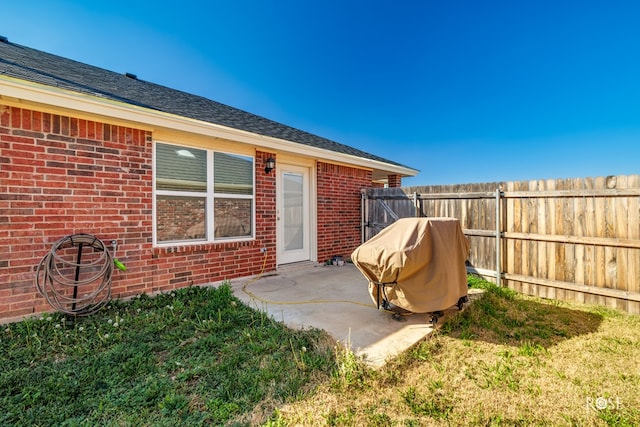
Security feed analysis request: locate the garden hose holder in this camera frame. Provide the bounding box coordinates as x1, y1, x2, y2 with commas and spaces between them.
35, 233, 116, 316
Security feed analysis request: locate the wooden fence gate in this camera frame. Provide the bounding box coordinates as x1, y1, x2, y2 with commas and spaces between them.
361, 175, 640, 314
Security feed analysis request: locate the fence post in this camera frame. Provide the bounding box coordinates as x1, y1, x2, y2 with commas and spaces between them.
413, 192, 420, 217
495, 188, 502, 286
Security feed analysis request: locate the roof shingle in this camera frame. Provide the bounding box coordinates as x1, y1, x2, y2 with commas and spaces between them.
0, 39, 412, 170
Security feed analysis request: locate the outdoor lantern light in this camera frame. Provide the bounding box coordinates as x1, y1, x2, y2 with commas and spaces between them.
264, 157, 275, 174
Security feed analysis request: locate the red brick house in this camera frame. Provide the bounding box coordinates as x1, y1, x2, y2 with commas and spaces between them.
0, 38, 417, 322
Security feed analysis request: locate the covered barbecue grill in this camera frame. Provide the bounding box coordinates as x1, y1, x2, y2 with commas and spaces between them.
351, 217, 470, 318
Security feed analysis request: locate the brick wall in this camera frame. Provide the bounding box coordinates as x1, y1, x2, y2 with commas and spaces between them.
387, 174, 402, 188
316, 162, 372, 263
0, 105, 276, 322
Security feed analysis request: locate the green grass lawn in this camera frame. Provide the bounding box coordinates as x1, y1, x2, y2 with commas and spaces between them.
2, 278, 639, 426
0, 284, 335, 426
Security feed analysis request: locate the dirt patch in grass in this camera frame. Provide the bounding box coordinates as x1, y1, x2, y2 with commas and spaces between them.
270, 280, 640, 426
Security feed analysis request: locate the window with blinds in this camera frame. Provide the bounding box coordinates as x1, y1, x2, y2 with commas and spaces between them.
154, 142, 254, 244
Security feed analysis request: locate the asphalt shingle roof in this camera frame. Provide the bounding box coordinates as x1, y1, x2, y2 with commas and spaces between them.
0, 38, 412, 170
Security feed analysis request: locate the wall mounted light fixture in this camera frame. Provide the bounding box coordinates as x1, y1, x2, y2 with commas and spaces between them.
264, 157, 275, 174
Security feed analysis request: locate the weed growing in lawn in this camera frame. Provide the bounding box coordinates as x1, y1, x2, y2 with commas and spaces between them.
402, 385, 453, 420
331, 340, 372, 391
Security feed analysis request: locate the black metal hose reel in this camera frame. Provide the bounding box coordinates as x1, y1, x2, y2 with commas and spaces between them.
35, 234, 125, 316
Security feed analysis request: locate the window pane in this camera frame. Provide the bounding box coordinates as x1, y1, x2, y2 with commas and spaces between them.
156, 195, 206, 242
214, 198, 252, 238
283, 172, 303, 250
214, 152, 253, 195
156, 143, 207, 191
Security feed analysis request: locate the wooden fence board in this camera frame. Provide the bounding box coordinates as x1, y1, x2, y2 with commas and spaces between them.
604, 177, 617, 310
615, 175, 629, 312
522, 181, 540, 288
585, 177, 599, 305
506, 180, 517, 292
551, 178, 564, 301
570, 179, 582, 303
537, 180, 548, 287
544, 179, 555, 299
628, 175, 640, 314
593, 176, 607, 307
514, 181, 526, 295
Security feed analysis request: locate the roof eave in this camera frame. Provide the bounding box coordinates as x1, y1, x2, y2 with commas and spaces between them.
0, 75, 418, 177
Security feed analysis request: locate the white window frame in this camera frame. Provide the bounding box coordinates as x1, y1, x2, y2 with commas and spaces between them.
153, 141, 256, 247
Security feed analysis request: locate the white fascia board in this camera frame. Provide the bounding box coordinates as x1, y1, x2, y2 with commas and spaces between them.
0, 76, 418, 177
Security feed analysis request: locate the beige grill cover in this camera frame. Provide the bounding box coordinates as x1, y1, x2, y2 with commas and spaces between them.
351, 217, 470, 313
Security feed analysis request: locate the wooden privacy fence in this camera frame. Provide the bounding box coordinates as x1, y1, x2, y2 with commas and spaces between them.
362, 174, 640, 314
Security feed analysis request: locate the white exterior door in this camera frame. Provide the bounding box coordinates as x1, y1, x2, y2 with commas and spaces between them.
277, 165, 310, 265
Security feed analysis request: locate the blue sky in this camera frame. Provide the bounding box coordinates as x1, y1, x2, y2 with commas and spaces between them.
3, 1, 639, 185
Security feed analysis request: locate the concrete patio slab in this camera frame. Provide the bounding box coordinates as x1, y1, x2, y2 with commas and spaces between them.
229, 262, 481, 367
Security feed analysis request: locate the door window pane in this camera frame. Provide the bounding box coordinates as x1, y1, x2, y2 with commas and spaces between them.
283, 172, 303, 251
